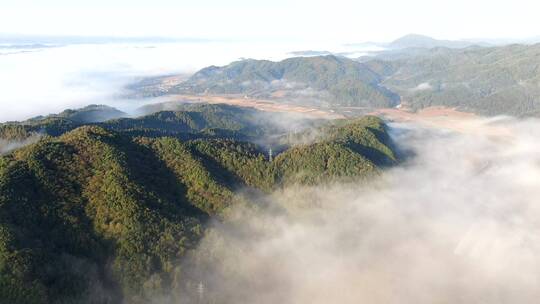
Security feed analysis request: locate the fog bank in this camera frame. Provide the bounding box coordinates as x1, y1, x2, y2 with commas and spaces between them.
0, 133, 43, 154
182, 117, 540, 304
0, 41, 376, 123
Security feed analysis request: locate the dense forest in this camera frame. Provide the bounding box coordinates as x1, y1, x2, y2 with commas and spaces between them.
0, 104, 396, 303
133, 56, 400, 108
131, 44, 540, 117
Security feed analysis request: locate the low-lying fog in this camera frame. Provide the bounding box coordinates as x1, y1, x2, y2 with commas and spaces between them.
4, 39, 539, 304
0, 41, 379, 122
177, 117, 540, 304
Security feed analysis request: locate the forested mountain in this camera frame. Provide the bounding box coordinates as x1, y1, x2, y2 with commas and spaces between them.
0, 104, 128, 151
379, 44, 540, 116
131, 43, 540, 116
27, 105, 127, 124
0, 103, 321, 144
165, 55, 400, 108
0, 103, 396, 303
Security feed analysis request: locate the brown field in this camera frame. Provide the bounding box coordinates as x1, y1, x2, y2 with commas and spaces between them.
371, 106, 513, 137
370, 106, 477, 126
163, 94, 345, 119
155, 94, 510, 137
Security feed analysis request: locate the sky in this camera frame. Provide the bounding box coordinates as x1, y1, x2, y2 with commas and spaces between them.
2, 0, 540, 43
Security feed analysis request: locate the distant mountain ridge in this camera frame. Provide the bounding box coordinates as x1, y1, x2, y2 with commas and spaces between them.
141, 55, 400, 108
386, 34, 483, 49
379, 43, 540, 116
342, 34, 490, 51
131, 42, 540, 117
27, 104, 126, 124
0, 103, 321, 144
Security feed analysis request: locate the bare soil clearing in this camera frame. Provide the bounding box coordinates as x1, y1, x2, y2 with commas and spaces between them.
151, 94, 510, 137
160, 94, 346, 119
371, 107, 512, 137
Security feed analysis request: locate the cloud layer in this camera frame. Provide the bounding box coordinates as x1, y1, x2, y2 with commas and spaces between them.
0, 42, 298, 122
0, 41, 386, 123
0, 132, 43, 154
181, 117, 540, 304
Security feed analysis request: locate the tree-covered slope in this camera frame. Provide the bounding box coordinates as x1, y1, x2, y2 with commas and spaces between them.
130, 44, 540, 116
377, 44, 540, 116
26, 105, 126, 124
168, 55, 400, 108
0, 104, 396, 303
0, 105, 127, 149
0, 103, 323, 145
0, 127, 206, 303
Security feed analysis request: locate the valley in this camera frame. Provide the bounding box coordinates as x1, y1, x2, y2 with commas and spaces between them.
2, 21, 540, 303
142, 94, 346, 119
129, 43, 540, 118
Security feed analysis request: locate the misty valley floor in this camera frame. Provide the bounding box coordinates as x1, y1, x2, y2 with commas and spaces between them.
189, 118, 540, 303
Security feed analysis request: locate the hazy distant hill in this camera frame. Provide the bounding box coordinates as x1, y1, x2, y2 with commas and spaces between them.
0, 103, 395, 303
345, 34, 488, 51
167, 55, 400, 108
386, 34, 480, 49
27, 104, 126, 124
0, 105, 127, 151
128, 41, 540, 117
380, 43, 540, 116
0, 103, 323, 144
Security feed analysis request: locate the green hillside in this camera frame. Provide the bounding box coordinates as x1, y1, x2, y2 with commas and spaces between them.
130, 44, 540, 116
26, 105, 126, 124
167, 55, 399, 108
0, 103, 323, 144
380, 44, 540, 116
0, 104, 395, 303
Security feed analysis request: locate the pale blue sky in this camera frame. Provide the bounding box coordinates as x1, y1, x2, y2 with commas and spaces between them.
2, 0, 539, 42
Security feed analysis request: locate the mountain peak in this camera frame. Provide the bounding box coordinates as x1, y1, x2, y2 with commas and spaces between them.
388, 34, 472, 49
